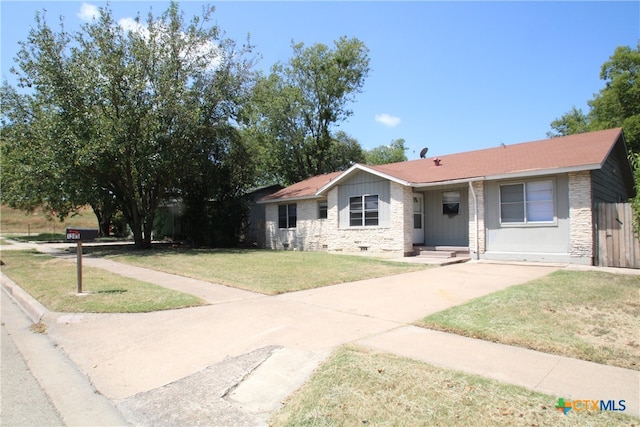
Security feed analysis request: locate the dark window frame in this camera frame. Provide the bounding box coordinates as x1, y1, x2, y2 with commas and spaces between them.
318, 200, 328, 219
278, 203, 297, 229
442, 191, 461, 215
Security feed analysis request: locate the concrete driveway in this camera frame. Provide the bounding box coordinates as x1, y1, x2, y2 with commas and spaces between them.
44, 261, 557, 402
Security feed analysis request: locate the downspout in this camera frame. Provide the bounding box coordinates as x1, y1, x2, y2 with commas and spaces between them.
469, 180, 480, 260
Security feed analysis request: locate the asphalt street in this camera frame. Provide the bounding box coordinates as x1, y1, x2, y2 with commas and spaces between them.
1, 290, 126, 426
1, 299, 64, 426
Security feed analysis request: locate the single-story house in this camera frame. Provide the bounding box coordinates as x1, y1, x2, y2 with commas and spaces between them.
259, 128, 635, 265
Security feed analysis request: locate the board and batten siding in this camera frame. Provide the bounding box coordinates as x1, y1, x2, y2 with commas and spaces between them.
422, 187, 469, 247
591, 141, 635, 203
337, 171, 391, 228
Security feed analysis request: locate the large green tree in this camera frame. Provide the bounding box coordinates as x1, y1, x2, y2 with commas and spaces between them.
365, 138, 408, 165
548, 42, 640, 236
549, 43, 640, 153
1, 3, 256, 248
247, 37, 370, 185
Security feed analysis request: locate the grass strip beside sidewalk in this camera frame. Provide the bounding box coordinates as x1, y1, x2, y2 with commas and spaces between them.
416, 270, 640, 370
271, 345, 634, 426
1, 250, 205, 313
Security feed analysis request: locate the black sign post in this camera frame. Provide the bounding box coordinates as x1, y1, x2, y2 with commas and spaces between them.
66, 228, 99, 294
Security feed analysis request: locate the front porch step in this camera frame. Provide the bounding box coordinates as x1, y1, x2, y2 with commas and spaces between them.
413, 245, 469, 258
415, 250, 457, 258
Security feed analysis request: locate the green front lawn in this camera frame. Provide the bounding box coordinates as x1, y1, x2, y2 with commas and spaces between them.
93, 248, 429, 295
1, 250, 205, 313
271, 345, 634, 426
416, 270, 640, 370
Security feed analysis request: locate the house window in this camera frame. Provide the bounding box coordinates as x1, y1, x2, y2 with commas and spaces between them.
278, 204, 297, 228
442, 191, 461, 215
500, 180, 554, 224
349, 195, 379, 227
318, 200, 328, 219
413, 196, 423, 228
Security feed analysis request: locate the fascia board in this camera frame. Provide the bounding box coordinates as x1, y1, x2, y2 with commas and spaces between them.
411, 178, 480, 188
483, 165, 601, 181
409, 165, 602, 188
256, 195, 323, 204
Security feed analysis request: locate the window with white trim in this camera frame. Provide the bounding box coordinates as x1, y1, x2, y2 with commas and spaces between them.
349, 195, 379, 226
278, 204, 297, 228
500, 180, 554, 224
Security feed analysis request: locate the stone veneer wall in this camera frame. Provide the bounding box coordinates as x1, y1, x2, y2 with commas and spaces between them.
323, 182, 413, 257
568, 171, 594, 262
264, 183, 418, 257
264, 199, 327, 251
468, 181, 486, 258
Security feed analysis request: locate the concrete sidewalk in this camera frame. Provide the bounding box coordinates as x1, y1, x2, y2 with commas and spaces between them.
358, 326, 639, 417
2, 243, 639, 424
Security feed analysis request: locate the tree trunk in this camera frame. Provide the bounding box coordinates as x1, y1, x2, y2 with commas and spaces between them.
92, 209, 109, 237
131, 222, 145, 249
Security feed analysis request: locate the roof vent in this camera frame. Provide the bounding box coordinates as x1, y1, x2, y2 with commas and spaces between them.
433, 158, 441, 166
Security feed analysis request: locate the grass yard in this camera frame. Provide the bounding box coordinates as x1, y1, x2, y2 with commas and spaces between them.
90, 248, 429, 294
0, 204, 98, 235
0, 250, 205, 313
271, 345, 634, 427
416, 270, 640, 370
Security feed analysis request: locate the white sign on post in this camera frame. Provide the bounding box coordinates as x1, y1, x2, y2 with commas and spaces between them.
66, 229, 81, 240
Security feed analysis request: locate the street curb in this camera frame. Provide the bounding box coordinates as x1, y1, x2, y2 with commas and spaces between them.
1, 272, 48, 323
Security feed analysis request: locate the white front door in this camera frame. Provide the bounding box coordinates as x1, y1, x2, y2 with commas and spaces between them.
413, 194, 424, 244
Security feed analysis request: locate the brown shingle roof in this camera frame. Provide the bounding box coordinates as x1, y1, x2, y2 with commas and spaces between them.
368, 127, 623, 184
262, 128, 624, 201
261, 171, 343, 201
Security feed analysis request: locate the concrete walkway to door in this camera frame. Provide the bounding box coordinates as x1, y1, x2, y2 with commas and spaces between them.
2, 244, 639, 424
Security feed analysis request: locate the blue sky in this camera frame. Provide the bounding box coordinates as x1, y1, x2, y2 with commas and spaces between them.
2, 1, 639, 159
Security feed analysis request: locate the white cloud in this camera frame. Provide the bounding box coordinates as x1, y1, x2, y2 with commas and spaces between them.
77, 3, 99, 22
117, 19, 221, 72
375, 113, 401, 127
118, 17, 150, 39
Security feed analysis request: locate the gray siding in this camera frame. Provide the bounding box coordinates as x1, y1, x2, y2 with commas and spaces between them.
484, 174, 570, 254
422, 187, 469, 246
337, 171, 391, 228
592, 140, 634, 203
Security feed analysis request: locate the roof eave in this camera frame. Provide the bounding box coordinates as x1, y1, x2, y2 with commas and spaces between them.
410, 177, 481, 188
484, 164, 602, 181
410, 164, 603, 188
257, 194, 324, 204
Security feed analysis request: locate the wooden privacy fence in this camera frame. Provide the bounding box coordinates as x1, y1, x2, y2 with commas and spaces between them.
595, 203, 640, 269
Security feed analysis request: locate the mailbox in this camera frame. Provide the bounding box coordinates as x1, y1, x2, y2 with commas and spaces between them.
66, 228, 99, 242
